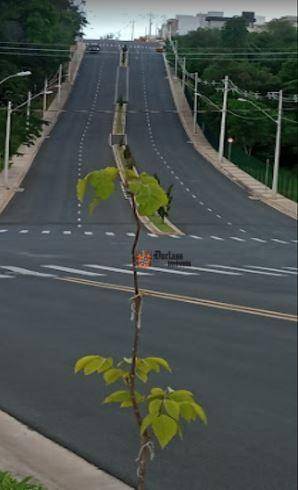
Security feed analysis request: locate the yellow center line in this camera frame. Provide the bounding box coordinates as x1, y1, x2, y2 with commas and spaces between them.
57, 276, 297, 323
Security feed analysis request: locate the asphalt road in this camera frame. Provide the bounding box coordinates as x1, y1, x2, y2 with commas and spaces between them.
0, 40, 297, 490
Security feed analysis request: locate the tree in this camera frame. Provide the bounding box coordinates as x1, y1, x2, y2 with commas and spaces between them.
221, 17, 248, 48
75, 167, 207, 490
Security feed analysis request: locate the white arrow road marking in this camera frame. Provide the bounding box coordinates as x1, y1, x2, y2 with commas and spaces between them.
182, 266, 241, 276
245, 265, 297, 275
126, 265, 198, 276
85, 265, 152, 276
208, 265, 284, 277
42, 266, 105, 277
0, 266, 55, 278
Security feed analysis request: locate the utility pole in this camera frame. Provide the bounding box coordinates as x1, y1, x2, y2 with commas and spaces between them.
182, 57, 186, 93
43, 77, 48, 118
26, 90, 32, 130
148, 13, 153, 39
131, 20, 135, 41
193, 73, 198, 134
58, 64, 63, 104
4, 101, 12, 188
218, 75, 229, 164
272, 90, 283, 195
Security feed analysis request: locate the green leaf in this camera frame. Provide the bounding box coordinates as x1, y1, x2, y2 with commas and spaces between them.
120, 391, 144, 408
128, 173, 169, 217
169, 390, 194, 402
140, 414, 155, 435
191, 402, 208, 425
179, 402, 197, 422
147, 387, 165, 400
152, 415, 178, 448
136, 369, 148, 383
145, 357, 172, 373
77, 178, 87, 203
164, 399, 180, 420
74, 355, 103, 374
84, 357, 106, 375
103, 390, 130, 404
97, 358, 113, 374
77, 167, 119, 214
149, 399, 163, 416
103, 368, 127, 385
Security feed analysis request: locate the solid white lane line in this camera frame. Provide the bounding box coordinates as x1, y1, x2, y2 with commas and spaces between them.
271, 239, 288, 244
230, 237, 245, 242
210, 236, 224, 241
251, 238, 267, 243
283, 267, 298, 271
190, 235, 203, 240
85, 265, 152, 276
292, 240, 298, 244
1, 266, 55, 278
183, 266, 241, 276
208, 265, 284, 277
42, 266, 105, 277
245, 265, 297, 275
127, 265, 198, 276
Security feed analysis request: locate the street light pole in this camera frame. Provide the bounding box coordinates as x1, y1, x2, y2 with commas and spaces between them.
43, 77, 48, 118
193, 72, 198, 134
218, 75, 229, 164
58, 64, 63, 104
0, 71, 31, 87
4, 101, 12, 188
26, 90, 32, 130
182, 57, 186, 93
272, 90, 283, 195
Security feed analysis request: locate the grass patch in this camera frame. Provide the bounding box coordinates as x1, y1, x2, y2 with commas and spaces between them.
150, 214, 174, 233
0, 471, 45, 490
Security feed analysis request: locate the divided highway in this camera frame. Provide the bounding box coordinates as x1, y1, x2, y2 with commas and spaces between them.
0, 41, 297, 490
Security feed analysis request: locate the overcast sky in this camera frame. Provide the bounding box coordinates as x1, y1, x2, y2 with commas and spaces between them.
83, 0, 297, 39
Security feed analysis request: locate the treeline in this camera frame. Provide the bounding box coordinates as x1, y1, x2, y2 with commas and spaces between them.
0, 0, 87, 168
170, 18, 298, 170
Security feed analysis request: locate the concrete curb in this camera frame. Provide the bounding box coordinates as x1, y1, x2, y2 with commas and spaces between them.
0, 42, 86, 216
0, 410, 131, 490
163, 55, 297, 221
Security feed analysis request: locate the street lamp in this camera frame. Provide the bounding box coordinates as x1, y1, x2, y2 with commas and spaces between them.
238, 92, 283, 195
227, 137, 234, 160
0, 71, 32, 86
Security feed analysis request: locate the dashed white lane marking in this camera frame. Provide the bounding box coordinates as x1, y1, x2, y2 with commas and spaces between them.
0, 266, 55, 278
283, 267, 298, 271
170, 235, 180, 239
245, 265, 297, 275
42, 265, 105, 277
292, 240, 298, 244
200, 201, 204, 205
183, 266, 241, 276
105, 232, 115, 236
84, 232, 94, 236
190, 235, 203, 240
230, 237, 245, 242
63, 231, 72, 235
208, 265, 284, 277
128, 265, 198, 276
251, 238, 267, 243
0, 229, 8, 233
192, 195, 197, 199
126, 232, 136, 237
147, 233, 158, 238
0, 274, 14, 279
207, 208, 213, 212
210, 236, 224, 241
85, 265, 152, 276
272, 239, 288, 244
19, 230, 29, 234
227, 222, 233, 226
41, 231, 51, 235
216, 214, 222, 218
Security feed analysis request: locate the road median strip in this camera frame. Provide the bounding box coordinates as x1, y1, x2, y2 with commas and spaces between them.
57, 276, 297, 323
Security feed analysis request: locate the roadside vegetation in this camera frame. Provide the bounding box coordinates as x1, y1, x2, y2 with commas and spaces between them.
0, 471, 44, 490
0, 0, 86, 170
168, 18, 298, 200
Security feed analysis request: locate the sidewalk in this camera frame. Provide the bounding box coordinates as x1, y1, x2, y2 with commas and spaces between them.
164, 56, 297, 221
0, 42, 86, 216
0, 411, 132, 490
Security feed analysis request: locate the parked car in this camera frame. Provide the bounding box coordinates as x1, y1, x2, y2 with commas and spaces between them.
87, 43, 101, 54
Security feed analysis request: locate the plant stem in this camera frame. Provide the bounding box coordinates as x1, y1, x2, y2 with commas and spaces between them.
129, 196, 150, 490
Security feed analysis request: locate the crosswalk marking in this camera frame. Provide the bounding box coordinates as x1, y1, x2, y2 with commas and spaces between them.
42, 265, 105, 277
127, 265, 197, 276
182, 266, 241, 276
272, 239, 288, 244
85, 265, 152, 276
230, 237, 245, 242
208, 265, 284, 277
0, 266, 55, 278
210, 236, 224, 241
251, 238, 267, 243
245, 265, 297, 275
